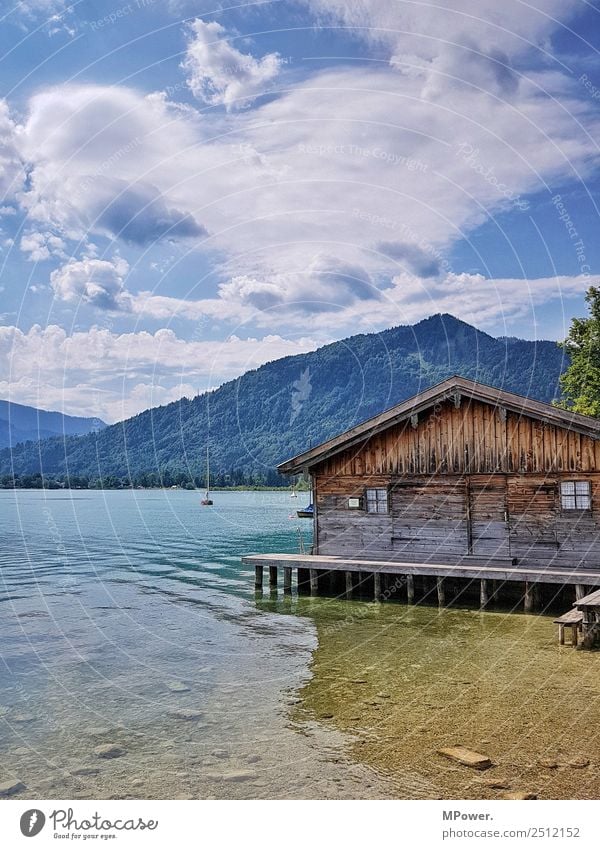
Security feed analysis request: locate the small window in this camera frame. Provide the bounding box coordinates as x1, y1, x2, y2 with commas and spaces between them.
366, 488, 388, 514
560, 480, 591, 511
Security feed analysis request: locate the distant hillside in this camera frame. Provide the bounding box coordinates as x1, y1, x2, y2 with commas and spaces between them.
0, 314, 568, 486
0, 399, 105, 450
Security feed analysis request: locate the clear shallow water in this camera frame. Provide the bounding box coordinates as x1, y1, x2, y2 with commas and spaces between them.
2, 490, 600, 800
0, 490, 390, 799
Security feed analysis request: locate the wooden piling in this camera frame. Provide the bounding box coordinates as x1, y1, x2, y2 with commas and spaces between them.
576, 584, 587, 601
269, 565, 278, 587
406, 574, 415, 604
436, 576, 446, 607
480, 579, 489, 609
373, 571, 382, 602
345, 570, 353, 598
524, 581, 534, 613
283, 567, 292, 594
309, 569, 319, 595
255, 564, 263, 590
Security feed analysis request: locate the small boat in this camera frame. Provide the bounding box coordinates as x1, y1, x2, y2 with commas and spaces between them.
201, 444, 213, 506
297, 503, 313, 519
290, 487, 298, 499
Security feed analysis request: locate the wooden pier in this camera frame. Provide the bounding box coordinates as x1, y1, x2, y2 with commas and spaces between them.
244, 552, 600, 611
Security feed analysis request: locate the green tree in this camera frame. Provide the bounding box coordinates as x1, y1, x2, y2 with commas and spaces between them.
558, 286, 600, 416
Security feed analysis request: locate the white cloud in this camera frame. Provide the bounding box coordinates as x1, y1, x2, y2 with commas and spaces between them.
182, 19, 283, 109
18, 85, 206, 246
0, 100, 25, 203
20, 230, 67, 262
6, 7, 600, 340
50, 257, 131, 310
0, 325, 321, 421
302, 0, 580, 91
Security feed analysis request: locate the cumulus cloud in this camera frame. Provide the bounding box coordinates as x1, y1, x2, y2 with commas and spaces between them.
0, 324, 320, 421
92, 179, 206, 245
219, 255, 379, 313
19, 85, 207, 247
50, 257, 131, 310
0, 101, 25, 203
20, 230, 67, 262
182, 19, 283, 109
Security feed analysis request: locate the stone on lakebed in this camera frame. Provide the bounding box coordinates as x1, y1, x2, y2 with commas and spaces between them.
169, 709, 203, 721
0, 779, 26, 797
167, 681, 191, 693
94, 744, 127, 759
438, 746, 492, 770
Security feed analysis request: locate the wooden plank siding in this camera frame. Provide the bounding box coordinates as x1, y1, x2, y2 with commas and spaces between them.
313, 399, 600, 570
314, 400, 600, 477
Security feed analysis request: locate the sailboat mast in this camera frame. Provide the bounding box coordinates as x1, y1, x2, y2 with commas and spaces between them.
206, 442, 210, 493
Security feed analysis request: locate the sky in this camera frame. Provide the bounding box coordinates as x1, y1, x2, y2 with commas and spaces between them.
1, 0, 600, 422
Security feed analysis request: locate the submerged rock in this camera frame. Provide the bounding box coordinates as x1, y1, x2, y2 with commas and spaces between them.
567, 757, 590, 769
72, 766, 101, 776
0, 779, 26, 797
167, 681, 191, 693
11, 713, 35, 723
169, 709, 203, 721
438, 746, 492, 770
94, 744, 127, 759
204, 770, 258, 783
503, 791, 537, 800
482, 778, 509, 789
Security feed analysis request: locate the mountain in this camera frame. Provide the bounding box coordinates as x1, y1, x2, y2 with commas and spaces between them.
0, 399, 106, 450
0, 314, 568, 487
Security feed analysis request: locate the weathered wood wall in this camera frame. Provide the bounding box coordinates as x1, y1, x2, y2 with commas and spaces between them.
314, 399, 600, 476
313, 400, 600, 570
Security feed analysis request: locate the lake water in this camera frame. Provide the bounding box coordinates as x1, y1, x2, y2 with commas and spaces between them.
1, 490, 600, 800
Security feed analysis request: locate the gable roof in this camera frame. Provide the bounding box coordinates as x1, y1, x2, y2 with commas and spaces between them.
278, 376, 600, 475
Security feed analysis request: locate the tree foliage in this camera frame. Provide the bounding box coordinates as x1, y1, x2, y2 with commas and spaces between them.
557, 286, 600, 416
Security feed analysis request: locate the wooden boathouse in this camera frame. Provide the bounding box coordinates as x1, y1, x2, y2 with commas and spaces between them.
243, 376, 600, 619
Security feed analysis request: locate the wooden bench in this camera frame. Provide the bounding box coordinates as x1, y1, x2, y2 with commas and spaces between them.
554, 609, 584, 646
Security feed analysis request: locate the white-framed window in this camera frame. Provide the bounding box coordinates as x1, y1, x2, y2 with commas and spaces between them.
560, 480, 591, 511
366, 488, 388, 514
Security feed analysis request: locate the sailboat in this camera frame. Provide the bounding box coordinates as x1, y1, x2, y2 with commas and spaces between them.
290, 480, 298, 498
201, 444, 213, 505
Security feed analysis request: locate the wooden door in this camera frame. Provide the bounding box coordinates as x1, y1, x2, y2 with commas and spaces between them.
468, 475, 510, 558
391, 479, 468, 559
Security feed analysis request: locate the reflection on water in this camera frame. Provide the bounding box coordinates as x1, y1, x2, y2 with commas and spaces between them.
1, 490, 599, 799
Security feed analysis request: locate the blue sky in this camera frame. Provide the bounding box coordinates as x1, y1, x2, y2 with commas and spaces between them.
1, 0, 600, 421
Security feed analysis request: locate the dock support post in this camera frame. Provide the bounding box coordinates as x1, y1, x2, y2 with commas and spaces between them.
480, 579, 489, 610
283, 567, 292, 594
524, 581, 534, 613
558, 623, 565, 645
406, 574, 415, 605
255, 564, 263, 590
576, 584, 586, 601
269, 565, 278, 588
345, 571, 353, 598
436, 577, 446, 607
309, 569, 319, 595
373, 572, 382, 602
